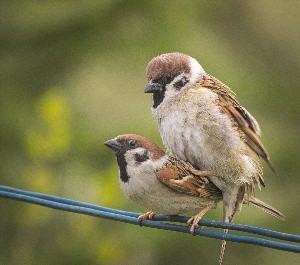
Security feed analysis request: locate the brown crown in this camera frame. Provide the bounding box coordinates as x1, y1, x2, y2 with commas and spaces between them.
146, 52, 191, 81
117, 134, 165, 160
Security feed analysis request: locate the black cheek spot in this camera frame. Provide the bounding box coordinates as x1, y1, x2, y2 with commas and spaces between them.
134, 152, 149, 163
174, 76, 189, 90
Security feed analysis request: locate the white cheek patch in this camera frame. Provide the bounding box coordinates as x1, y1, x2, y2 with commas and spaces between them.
165, 73, 187, 99
124, 148, 146, 166
169, 73, 187, 88
189, 57, 205, 85
164, 58, 205, 100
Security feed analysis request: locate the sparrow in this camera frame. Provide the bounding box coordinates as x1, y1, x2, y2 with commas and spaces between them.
144, 52, 277, 223
104, 133, 222, 233
104, 134, 285, 235
144, 52, 283, 264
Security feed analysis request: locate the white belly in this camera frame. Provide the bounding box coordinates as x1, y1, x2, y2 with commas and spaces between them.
120, 160, 217, 214
153, 88, 257, 183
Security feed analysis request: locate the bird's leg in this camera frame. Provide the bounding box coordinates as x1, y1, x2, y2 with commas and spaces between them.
137, 211, 156, 226
187, 205, 213, 235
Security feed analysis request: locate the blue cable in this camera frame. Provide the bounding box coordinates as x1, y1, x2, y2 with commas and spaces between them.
0, 185, 299, 253
0, 185, 298, 243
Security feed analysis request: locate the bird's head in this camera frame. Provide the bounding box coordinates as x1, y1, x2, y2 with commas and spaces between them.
104, 134, 165, 183
145, 52, 205, 108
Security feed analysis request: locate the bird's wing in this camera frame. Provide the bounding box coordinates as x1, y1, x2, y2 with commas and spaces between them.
156, 157, 222, 200
200, 74, 275, 173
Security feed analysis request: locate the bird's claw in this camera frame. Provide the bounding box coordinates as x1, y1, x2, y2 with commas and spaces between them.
137, 211, 155, 226
187, 205, 213, 235
187, 216, 203, 235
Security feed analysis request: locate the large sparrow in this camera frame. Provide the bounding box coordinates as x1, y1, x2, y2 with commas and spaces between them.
104, 134, 285, 234
144, 52, 283, 264
144, 52, 277, 224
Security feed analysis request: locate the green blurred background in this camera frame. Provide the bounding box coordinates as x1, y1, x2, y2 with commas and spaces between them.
1, 1, 299, 264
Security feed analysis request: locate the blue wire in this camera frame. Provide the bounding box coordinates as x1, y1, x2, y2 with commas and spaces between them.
0, 185, 299, 253
157, 216, 300, 244
0, 185, 138, 217
0, 185, 299, 244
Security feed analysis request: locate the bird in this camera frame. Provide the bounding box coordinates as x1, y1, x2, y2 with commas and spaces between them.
144, 52, 284, 263
104, 133, 222, 233
104, 134, 285, 235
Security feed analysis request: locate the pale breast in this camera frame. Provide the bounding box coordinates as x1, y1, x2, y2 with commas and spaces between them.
120, 158, 217, 214
153, 87, 259, 183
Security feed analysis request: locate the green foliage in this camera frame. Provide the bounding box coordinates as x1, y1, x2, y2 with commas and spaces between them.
0, 1, 299, 265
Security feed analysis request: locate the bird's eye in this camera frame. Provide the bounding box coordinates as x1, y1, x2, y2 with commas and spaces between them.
164, 74, 173, 84
157, 74, 175, 87
128, 140, 136, 148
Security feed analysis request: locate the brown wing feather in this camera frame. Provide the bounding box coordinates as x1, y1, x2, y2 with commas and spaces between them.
201, 74, 239, 105
200, 74, 275, 173
156, 157, 222, 200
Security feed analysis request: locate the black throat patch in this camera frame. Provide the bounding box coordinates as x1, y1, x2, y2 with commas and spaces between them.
152, 74, 178, 109
153, 90, 166, 108
116, 154, 130, 183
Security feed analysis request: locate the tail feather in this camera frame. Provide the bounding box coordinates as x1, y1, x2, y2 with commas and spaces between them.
219, 196, 285, 264
245, 196, 286, 221
219, 188, 284, 264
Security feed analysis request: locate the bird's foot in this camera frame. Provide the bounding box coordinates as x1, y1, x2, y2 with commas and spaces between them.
187, 215, 203, 235
187, 205, 213, 235
137, 211, 155, 226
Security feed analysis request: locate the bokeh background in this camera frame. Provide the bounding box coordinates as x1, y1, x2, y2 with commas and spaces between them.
1, 1, 299, 265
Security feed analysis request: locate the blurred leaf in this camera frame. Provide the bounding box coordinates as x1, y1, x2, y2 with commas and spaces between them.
26, 88, 71, 160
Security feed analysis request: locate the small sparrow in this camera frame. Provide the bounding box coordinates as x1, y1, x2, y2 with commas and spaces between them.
104, 134, 285, 235
104, 133, 222, 233
144, 52, 283, 264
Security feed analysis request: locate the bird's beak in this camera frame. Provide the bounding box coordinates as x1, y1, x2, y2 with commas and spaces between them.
144, 80, 162, 93
104, 138, 122, 152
